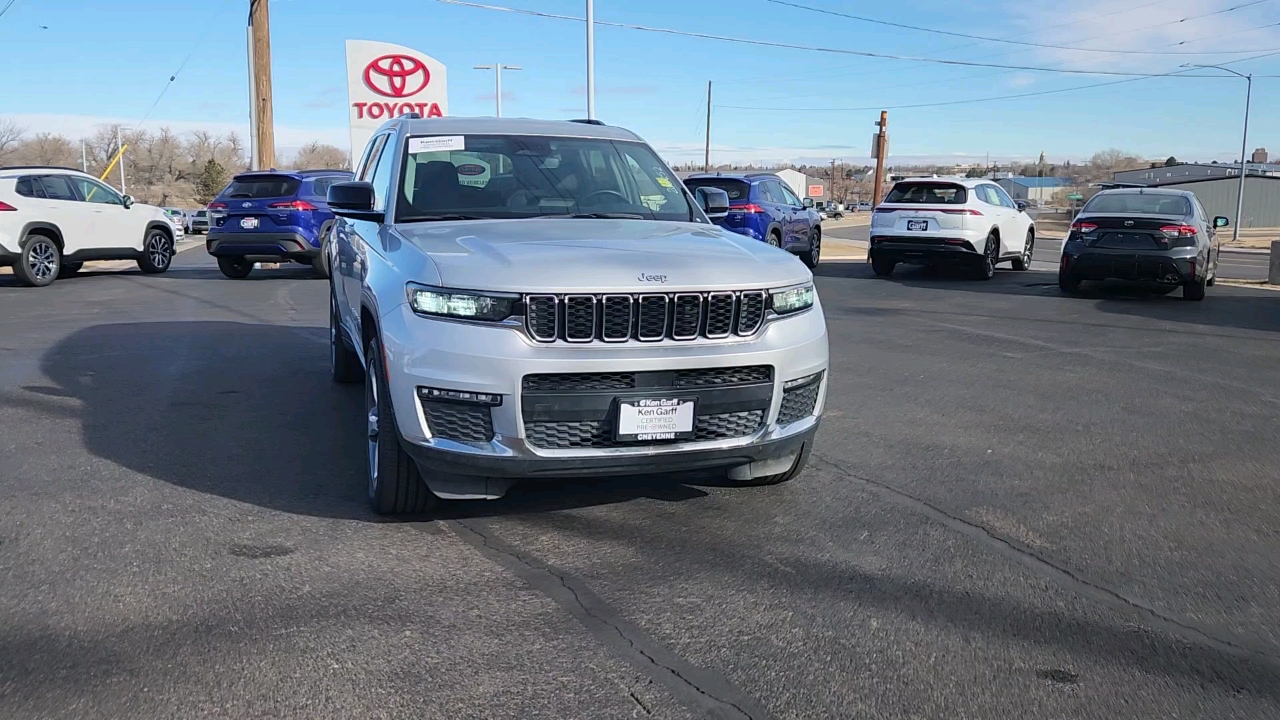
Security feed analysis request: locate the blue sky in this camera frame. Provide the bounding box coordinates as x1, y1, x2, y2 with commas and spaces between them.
2, 0, 1279, 165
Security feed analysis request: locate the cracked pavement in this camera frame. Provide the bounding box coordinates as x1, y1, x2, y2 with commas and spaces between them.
2, 253, 1280, 718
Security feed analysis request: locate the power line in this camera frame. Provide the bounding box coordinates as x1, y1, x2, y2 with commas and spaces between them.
716, 49, 1280, 113
435, 0, 1257, 77
765, 0, 1277, 55
134, 3, 237, 130
0, 0, 19, 21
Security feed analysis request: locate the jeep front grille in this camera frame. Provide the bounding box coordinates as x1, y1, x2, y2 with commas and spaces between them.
525, 290, 768, 343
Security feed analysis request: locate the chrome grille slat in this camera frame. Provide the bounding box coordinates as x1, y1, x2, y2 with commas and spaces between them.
637, 294, 669, 342
671, 293, 702, 340
523, 291, 768, 343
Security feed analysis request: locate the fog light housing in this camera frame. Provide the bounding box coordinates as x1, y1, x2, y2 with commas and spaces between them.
784, 372, 823, 391
417, 387, 503, 406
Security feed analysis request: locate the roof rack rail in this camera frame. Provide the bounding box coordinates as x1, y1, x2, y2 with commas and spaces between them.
568, 118, 605, 126
0, 165, 86, 173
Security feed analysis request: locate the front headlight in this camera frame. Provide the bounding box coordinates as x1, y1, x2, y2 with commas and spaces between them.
406, 283, 517, 322
769, 283, 814, 315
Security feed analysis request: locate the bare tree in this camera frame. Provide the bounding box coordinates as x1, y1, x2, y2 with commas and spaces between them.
12, 133, 79, 167
0, 119, 25, 165
285, 142, 350, 170
1085, 148, 1147, 182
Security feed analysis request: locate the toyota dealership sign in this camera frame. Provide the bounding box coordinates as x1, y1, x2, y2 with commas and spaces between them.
346, 40, 448, 165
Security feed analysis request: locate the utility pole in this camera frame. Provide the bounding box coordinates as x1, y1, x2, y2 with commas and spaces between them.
81, 141, 87, 173
871, 111, 888, 207
830, 158, 837, 205
585, 0, 596, 120
703, 81, 712, 172
117, 126, 126, 194
249, 0, 275, 170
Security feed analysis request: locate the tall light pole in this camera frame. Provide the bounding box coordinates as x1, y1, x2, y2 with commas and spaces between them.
1183, 63, 1251, 244
585, 0, 595, 120
474, 64, 521, 117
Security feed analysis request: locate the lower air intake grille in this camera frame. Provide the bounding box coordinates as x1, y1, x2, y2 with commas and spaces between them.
525, 410, 765, 449
777, 378, 822, 426
422, 401, 495, 443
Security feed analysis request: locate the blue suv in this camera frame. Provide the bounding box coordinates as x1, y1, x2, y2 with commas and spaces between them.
206, 169, 353, 279
683, 173, 822, 268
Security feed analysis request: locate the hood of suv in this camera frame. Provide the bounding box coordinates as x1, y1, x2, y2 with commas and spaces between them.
395, 218, 812, 293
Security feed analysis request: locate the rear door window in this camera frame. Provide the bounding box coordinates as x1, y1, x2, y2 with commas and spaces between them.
39, 176, 79, 201
683, 179, 751, 203
222, 175, 301, 200
885, 183, 967, 204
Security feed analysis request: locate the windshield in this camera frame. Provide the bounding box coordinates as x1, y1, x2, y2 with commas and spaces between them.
1083, 192, 1191, 216
396, 135, 693, 222
885, 182, 968, 204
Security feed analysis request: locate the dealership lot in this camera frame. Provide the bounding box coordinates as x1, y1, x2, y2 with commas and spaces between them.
2, 250, 1280, 719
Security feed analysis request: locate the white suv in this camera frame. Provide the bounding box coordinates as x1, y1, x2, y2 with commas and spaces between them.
868, 177, 1036, 280
0, 166, 176, 287
327, 117, 829, 515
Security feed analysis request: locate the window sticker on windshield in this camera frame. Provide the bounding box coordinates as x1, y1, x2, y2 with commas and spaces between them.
408, 136, 465, 154
655, 176, 674, 189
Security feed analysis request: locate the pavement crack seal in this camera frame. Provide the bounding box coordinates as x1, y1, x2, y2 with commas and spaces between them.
440, 518, 778, 720
810, 453, 1280, 664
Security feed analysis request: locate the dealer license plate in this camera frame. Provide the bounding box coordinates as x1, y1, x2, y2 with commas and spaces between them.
240, 217, 259, 229
615, 398, 697, 442
907, 219, 928, 231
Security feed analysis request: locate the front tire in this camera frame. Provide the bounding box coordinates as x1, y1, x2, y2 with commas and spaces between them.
137, 229, 173, 274
15, 235, 60, 287
799, 227, 821, 268
1011, 230, 1034, 271
365, 339, 437, 516
217, 256, 253, 279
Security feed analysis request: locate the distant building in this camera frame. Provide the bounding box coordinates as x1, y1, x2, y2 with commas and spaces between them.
996, 176, 1072, 202
1114, 162, 1280, 186
1252, 148, 1269, 164
1163, 175, 1280, 228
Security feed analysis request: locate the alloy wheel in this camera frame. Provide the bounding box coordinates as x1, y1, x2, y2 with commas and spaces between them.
1022, 236, 1034, 267
146, 233, 171, 269
27, 240, 58, 282
811, 231, 821, 262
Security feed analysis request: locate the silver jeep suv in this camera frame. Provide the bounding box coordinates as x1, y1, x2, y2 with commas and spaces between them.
327, 116, 829, 514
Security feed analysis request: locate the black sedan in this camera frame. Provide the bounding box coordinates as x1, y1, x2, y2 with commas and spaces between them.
1059, 188, 1226, 301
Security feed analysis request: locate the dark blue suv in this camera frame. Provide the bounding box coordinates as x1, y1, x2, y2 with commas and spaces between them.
683, 172, 822, 268
206, 169, 354, 279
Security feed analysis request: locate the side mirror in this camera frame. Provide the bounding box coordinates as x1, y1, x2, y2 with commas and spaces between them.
1015, 200, 1029, 211
328, 182, 382, 221
694, 186, 730, 222
802, 198, 814, 208
122, 194, 134, 209
1213, 216, 1230, 228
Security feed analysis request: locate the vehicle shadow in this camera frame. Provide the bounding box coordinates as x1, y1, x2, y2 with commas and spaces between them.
31, 321, 707, 523
816, 263, 1280, 335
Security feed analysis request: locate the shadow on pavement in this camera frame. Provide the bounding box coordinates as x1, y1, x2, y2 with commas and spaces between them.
511, 508, 1280, 702
33, 321, 705, 522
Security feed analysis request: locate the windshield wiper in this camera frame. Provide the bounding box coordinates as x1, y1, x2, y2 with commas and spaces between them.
399, 214, 489, 222
561, 212, 647, 220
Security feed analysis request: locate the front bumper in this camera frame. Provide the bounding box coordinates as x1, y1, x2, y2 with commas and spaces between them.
206, 232, 318, 259
379, 298, 829, 495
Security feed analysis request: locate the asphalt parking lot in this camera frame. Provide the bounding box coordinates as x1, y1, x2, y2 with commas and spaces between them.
3, 248, 1280, 719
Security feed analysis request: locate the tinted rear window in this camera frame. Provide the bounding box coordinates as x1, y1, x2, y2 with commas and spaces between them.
1083, 193, 1191, 216
885, 182, 967, 204
683, 178, 752, 202
222, 175, 300, 199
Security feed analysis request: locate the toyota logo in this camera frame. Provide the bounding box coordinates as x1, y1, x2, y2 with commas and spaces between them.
364, 54, 430, 98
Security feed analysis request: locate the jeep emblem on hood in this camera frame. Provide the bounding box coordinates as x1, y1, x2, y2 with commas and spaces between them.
637, 273, 668, 283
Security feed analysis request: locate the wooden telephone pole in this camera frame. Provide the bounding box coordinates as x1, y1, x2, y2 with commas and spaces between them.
871, 111, 888, 207
249, 0, 275, 170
